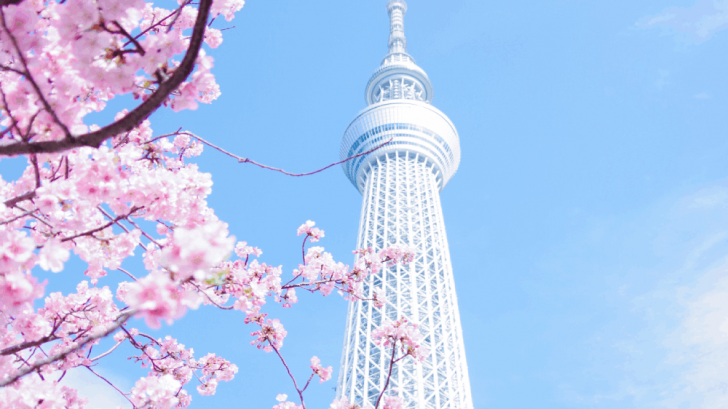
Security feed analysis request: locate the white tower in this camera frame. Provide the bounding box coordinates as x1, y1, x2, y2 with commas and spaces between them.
337, 2, 473, 409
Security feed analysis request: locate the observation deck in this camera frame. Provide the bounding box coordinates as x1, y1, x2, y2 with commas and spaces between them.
341, 0, 461, 194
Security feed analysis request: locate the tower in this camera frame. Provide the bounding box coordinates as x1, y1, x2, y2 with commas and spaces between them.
337, 2, 474, 409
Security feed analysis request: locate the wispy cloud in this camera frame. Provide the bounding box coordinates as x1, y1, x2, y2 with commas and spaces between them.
554, 183, 728, 408
61, 367, 132, 409
637, 0, 728, 43
694, 92, 711, 99
619, 185, 728, 407
661, 259, 728, 409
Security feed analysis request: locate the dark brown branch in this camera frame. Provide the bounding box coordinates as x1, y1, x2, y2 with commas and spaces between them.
112, 21, 145, 56
29, 154, 40, 187
0, 64, 24, 75
4, 191, 36, 208
0, 334, 59, 356
0, 0, 213, 156
0, 0, 24, 6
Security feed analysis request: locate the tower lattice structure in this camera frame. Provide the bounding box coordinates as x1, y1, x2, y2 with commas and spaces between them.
337, 2, 473, 409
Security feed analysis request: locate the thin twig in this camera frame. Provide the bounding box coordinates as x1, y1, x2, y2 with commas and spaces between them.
182, 131, 394, 177
124, 217, 163, 248
301, 235, 308, 264
190, 282, 234, 310
0, 208, 35, 226
97, 206, 149, 252
90, 341, 123, 362
61, 207, 141, 242
270, 342, 307, 409
84, 366, 137, 408
375, 340, 398, 409
111, 21, 145, 56
116, 267, 139, 281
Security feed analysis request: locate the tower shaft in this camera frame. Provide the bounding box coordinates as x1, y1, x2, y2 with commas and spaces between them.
337, 153, 473, 409
337, 1, 472, 408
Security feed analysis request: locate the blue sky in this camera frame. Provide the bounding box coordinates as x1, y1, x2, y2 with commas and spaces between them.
3, 0, 728, 408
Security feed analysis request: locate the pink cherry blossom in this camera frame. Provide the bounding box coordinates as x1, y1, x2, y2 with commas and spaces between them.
273, 402, 303, 409
37, 239, 70, 273
297, 220, 325, 242
310, 356, 333, 383
129, 375, 181, 409
123, 273, 201, 328
0, 0, 421, 404
204, 27, 223, 48
372, 317, 430, 363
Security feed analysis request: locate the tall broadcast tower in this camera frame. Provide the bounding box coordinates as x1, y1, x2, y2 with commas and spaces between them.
337, 1, 473, 408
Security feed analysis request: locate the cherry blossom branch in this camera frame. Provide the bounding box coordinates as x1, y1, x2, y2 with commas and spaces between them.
375, 340, 398, 409
61, 207, 142, 242
116, 267, 139, 281
0, 0, 214, 156
175, 131, 394, 177
166, 0, 191, 33
0, 310, 136, 387
270, 342, 307, 409
97, 206, 149, 252
191, 281, 234, 310
84, 365, 136, 408
0, 0, 24, 7
0, 208, 35, 225
90, 341, 123, 362
124, 216, 163, 248
102, 21, 146, 56
301, 235, 308, 264
0, 334, 58, 356
0, 64, 24, 75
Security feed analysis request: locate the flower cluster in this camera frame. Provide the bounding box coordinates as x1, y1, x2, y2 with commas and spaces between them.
296, 220, 324, 242
250, 318, 287, 353
310, 356, 333, 383
0, 376, 87, 409
372, 317, 430, 363
0, 0, 419, 407
329, 395, 404, 409
122, 334, 237, 407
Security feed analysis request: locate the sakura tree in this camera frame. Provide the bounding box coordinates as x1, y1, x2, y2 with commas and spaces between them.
0, 0, 426, 408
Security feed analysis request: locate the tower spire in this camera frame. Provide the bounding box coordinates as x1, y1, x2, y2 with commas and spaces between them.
387, 0, 408, 55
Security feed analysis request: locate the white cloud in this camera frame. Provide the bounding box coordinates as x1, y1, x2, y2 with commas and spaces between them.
661, 259, 728, 409
61, 367, 132, 409
555, 183, 728, 408
694, 92, 711, 99
637, 0, 728, 43
622, 186, 728, 407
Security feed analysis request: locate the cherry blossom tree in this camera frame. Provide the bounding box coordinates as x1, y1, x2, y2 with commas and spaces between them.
0, 0, 424, 408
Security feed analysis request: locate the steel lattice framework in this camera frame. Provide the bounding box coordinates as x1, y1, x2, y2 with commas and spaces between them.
337, 1, 473, 409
